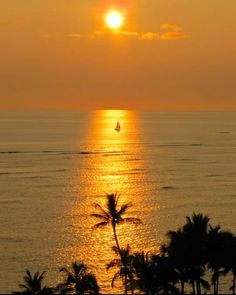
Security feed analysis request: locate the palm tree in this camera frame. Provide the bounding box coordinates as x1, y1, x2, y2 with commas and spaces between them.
91, 193, 141, 256
12, 270, 53, 295
59, 261, 99, 295
107, 244, 135, 294
223, 235, 236, 295
182, 213, 210, 295
131, 252, 156, 295
91, 193, 141, 295
166, 229, 189, 294
132, 252, 179, 295
166, 213, 210, 295
207, 225, 234, 294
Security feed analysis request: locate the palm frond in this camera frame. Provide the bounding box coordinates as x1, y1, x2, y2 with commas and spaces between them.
111, 245, 120, 254
38, 271, 46, 283
117, 203, 132, 216
93, 203, 110, 218
18, 284, 28, 290
91, 213, 109, 221
59, 267, 70, 273
92, 221, 109, 229
111, 271, 121, 288
107, 259, 122, 270
200, 278, 210, 290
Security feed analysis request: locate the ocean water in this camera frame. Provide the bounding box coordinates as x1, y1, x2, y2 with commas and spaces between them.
0, 110, 235, 293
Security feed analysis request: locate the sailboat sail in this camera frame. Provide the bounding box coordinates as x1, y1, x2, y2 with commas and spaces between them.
115, 120, 121, 131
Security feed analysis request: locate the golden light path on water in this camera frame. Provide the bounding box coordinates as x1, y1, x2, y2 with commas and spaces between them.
57, 110, 162, 293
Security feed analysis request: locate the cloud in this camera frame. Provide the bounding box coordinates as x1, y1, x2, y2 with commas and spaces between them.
161, 23, 182, 32
39, 22, 187, 42
120, 30, 139, 37
160, 23, 187, 40
39, 33, 85, 40
161, 31, 187, 40
140, 32, 160, 40
93, 23, 187, 41
66, 33, 84, 38
94, 30, 139, 37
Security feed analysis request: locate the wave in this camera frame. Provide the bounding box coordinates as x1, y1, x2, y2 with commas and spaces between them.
151, 143, 204, 148
0, 151, 21, 154
0, 199, 22, 205
0, 169, 67, 176
161, 186, 175, 190
0, 150, 127, 156
205, 174, 223, 177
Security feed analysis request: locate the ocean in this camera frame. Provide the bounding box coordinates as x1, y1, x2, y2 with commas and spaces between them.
0, 110, 235, 293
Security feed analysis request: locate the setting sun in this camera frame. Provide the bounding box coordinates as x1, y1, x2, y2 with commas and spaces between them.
105, 11, 124, 30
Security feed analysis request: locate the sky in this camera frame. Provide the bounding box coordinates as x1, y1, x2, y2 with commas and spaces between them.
0, 0, 236, 110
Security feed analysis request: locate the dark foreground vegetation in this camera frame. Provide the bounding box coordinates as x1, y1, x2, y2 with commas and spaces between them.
13, 194, 236, 295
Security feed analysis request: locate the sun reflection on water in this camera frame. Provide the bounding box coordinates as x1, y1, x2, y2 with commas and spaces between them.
58, 110, 161, 293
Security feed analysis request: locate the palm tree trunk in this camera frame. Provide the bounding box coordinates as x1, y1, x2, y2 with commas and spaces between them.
124, 273, 128, 295
196, 280, 200, 295
112, 223, 122, 256
213, 278, 216, 295
232, 273, 236, 295
112, 223, 128, 295
216, 274, 219, 295
180, 279, 185, 295
191, 280, 196, 295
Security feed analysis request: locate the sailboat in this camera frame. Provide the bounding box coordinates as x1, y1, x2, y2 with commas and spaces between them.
114, 120, 121, 132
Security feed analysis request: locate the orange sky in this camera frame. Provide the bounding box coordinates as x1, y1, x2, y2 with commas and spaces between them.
0, 0, 236, 110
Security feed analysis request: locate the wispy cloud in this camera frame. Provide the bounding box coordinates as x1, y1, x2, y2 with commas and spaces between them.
93, 23, 187, 41
65, 33, 84, 38
161, 23, 182, 32
160, 23, 187, 40
140, 32, 160, 40
94, 30, 139, 37
39, 23, 187, 42
120, 30, 139, 37
40, 33, 85, 40
161, 31, 187, 40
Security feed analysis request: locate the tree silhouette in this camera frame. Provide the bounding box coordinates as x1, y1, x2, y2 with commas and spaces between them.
132, 252, 179, 295
206, 225, 234, 294
92, 193, 141, 254
182, 213, 210, 295
12, 270, 53, 295
166, 229, 189, 294
107, 244, 134, 294
91, 193, 141, 294
166, 213, 211, 294
224, 235, 236, 295
59, 261, 99, 295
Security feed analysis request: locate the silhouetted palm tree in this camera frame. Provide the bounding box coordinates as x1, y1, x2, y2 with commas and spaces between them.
206, 225, 234, 294
224, 235, 236, 295
12, 270, 53, 295
107, 244, 135, 295
166, 213, 210, 295
91, 193, 141, 294
166, 229, 189, 294
59, 261, 99, 295
132, 252, 179, 295
131, 252, 156, 295
91, 193, 141, 257
182, 213, 210, 295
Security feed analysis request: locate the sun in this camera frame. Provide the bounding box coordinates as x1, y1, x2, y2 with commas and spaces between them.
105, 11, 124, 30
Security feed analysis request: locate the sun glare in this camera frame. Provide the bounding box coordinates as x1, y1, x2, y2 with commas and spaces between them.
105, 11, 124, 30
